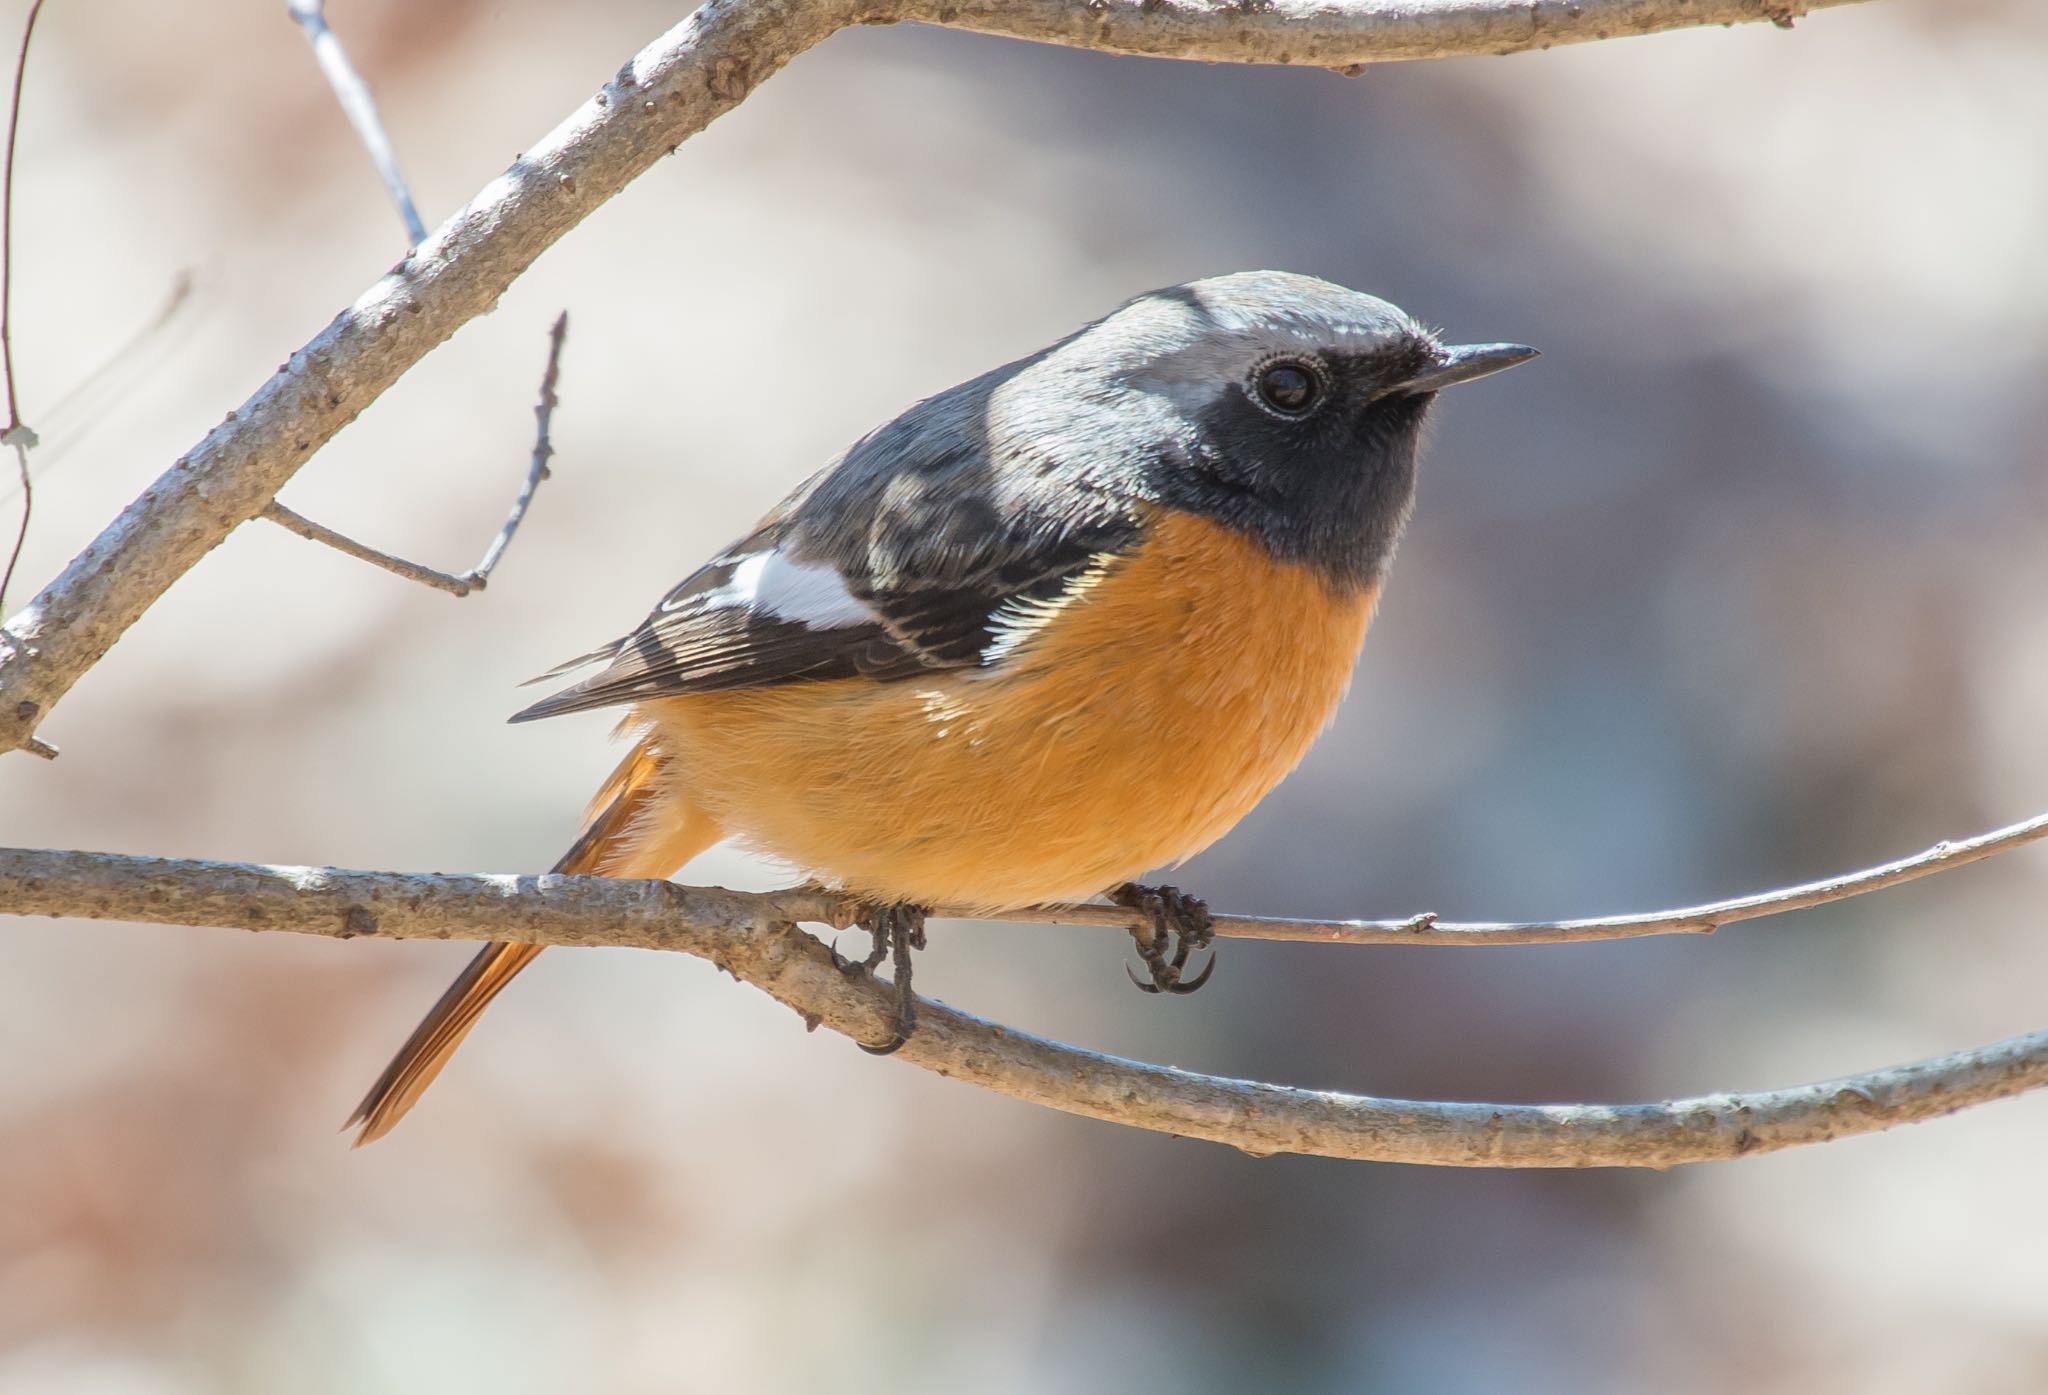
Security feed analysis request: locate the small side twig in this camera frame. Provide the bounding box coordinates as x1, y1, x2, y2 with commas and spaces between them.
262, 502, 488, 597
261, 310, 568, 597
471, 309, 567, 585
288, 0, 426, 245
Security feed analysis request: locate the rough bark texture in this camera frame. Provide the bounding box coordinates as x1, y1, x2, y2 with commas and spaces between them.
918, 0, 1869, 67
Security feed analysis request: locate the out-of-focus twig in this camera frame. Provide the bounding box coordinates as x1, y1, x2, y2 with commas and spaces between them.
288, 0, 426, 245
262, 311, 569, 597
2, 270, 196, 493
0, 0, 48, 621
1, 844, 2041, 1168
1000, 809, 2048, 945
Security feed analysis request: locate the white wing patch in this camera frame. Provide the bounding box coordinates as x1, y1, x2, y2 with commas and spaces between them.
975, 554, 1118, 668
723, 550, 875, 628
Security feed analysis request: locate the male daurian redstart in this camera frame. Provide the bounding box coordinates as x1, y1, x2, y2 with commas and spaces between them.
348, 270, 1534, 1143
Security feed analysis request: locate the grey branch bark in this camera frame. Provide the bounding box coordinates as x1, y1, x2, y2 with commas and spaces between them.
289, 0, 427, 245
926, 0, 1866, 67
0, 0, 1880, 756
1014, 809, 2048, 945
1, 844, 2037, 1167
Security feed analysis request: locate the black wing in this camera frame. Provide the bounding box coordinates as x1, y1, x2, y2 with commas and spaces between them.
510, 469, 1141, 724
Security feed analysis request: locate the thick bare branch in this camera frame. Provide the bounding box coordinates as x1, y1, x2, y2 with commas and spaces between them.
0, 0, 1883, 756
1005, 809, 2048, 945
260, 310, 569, 596
3, 844, 2040, 1167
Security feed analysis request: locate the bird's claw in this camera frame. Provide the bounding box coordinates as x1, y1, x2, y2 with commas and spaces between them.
1112, 882, 1217, 996
829, 930, 889, 977
1123, 954, 1216, 996
841, 901, 929, 1054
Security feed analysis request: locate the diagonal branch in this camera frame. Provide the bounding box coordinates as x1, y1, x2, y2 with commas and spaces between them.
0, 0, 1882, 757
1, 843, 2038, 1167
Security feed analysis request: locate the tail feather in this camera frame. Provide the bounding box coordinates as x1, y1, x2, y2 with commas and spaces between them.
346, 737, 721, 1145
344, 941, 546, 1145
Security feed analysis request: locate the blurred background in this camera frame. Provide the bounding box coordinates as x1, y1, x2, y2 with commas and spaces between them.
3, 0, 2046, 1390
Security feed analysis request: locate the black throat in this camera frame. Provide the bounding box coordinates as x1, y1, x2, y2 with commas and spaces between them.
1159, 384, 1433, 593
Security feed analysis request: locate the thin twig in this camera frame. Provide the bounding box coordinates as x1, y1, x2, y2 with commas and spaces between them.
0, 0, 39, 429
0, 0, 1882, 757
988, 809, 2048, 945
41, 272, 195, 429
470, 309, 567, 586
0, 430, 28, 616
7, 270, 196, 492
0, 0, 47, 616
260, 502, 487, 596
288, 0, 426, 245
260, 311, 569, 596
2, 844, 2040, 1168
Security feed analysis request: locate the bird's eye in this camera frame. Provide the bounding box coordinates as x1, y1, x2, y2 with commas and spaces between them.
1255, 359, 1321, 416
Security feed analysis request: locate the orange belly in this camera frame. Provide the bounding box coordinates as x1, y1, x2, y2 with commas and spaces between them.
638, 511, 1378, 909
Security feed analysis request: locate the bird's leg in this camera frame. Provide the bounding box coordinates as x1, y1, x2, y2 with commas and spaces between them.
833, 900, 930, 1055
1112, 882, 1217, 995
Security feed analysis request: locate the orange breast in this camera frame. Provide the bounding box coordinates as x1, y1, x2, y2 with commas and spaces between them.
640, 510, 1378, 909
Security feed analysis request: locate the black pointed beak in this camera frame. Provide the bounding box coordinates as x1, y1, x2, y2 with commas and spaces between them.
1387, 342, 1539, 396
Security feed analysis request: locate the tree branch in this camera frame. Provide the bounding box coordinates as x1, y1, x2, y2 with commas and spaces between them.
1009, 808, 2048, 945
1, 843, 2037, 1167
0, 0, 1882, 756
917, 0, 1871, 68
288, 0, 427, 246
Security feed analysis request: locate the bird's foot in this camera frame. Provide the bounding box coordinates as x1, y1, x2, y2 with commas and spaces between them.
832, 900, 929, 1055
1112, 882, 1216, 995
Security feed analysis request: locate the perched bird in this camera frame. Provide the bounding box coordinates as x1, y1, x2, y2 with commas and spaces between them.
348, 270, 1534, 1144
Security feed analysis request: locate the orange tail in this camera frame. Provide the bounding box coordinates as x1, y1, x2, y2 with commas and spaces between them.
346, 739, 722, 1145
